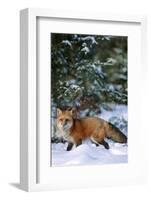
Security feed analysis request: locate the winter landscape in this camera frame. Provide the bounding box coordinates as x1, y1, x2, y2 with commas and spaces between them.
51, 33, 128, 167
52, 104, 128, 166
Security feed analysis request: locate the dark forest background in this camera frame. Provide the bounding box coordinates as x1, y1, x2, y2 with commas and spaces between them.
51, 33, 127, 119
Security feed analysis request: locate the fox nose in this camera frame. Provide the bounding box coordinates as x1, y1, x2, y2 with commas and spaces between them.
63, 120, 69, 127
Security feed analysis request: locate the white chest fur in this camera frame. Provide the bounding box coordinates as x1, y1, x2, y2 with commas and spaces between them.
56, 128, 75, 143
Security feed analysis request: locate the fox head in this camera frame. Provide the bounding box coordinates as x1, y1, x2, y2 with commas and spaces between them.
56, 108, 74, 131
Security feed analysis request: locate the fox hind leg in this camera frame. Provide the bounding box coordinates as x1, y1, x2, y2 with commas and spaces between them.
90, 138, 99, 147
100, 140, 109, 149
91, 136, 109, 149
75, 139, 82, 147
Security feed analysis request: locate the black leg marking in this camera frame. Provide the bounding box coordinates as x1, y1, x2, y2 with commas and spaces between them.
100, 140, 109, 149
91, 140, 99, 147
67, 143, 74, 151
76, 139, 82, 147
90, 138, 100, 147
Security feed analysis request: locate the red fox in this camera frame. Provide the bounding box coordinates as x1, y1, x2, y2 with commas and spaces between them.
56, 108, 127, 151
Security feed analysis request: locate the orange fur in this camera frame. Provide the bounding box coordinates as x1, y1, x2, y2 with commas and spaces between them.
56, 108, 127, 150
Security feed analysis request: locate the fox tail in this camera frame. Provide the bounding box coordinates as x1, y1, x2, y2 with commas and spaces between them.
105, 122, 127, 143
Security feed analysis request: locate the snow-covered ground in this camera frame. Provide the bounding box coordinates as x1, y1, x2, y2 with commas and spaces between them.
51, 104, 128, 167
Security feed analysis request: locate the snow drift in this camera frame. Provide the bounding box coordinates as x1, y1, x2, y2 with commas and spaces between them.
51, 104, 128, 167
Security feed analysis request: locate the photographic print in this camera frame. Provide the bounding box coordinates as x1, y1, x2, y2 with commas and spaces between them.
51, 33, 128, 167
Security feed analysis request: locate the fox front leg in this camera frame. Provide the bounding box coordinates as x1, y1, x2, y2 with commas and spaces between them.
66, 139, 82, 151
66, 142, 74, 151
75, 139, 82, 147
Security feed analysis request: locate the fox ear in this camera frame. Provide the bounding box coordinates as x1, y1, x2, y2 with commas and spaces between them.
69, 108, 75, 115
69, 109, 73, 115
57, 108, 62, 116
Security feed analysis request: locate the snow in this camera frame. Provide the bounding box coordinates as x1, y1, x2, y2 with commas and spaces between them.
100, 104, 128, 126
104, 36, 110, 41
62, 40, 72, 47
92, 64, 103, 75
81, 46, 90, 54
81, 36, 98, 44
65, 79, 76, 86
51, 104, 128, 167
106, 58, 117, 65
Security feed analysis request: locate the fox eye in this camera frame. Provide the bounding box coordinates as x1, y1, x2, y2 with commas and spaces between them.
59, 118, 63, 122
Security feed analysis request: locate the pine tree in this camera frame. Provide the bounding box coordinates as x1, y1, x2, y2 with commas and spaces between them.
51, 33, 127, 114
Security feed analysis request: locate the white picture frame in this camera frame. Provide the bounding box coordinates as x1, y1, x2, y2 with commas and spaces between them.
20, 8, 147, 192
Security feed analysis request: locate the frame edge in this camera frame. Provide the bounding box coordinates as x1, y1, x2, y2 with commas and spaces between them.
20, 8, 148, 192
20, 8, 29, 191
